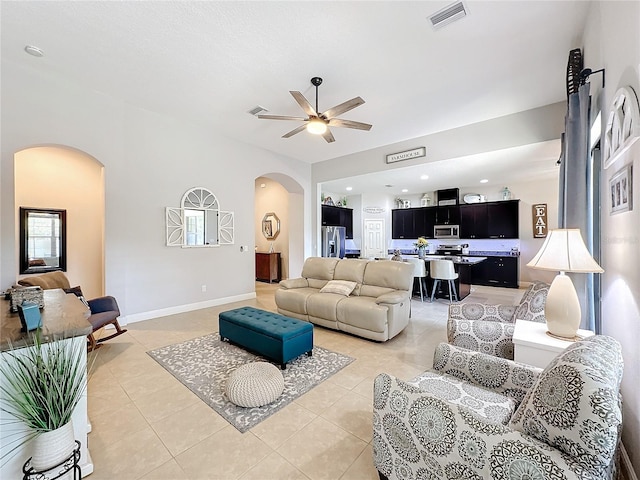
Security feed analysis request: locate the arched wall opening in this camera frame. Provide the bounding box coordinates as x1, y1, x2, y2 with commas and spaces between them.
254, 173, 304, 280
14, 146, 105, 298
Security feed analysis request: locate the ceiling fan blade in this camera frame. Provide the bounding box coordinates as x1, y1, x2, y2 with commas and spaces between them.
322, 97, 365, 119
322, 128, 335, 143
282, 124, 308, 138
290, 91, 318, 117
328, 118, 373, 131
257, 114, 306, 121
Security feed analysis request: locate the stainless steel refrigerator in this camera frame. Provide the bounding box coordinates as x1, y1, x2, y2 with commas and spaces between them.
321, 226, 346, 258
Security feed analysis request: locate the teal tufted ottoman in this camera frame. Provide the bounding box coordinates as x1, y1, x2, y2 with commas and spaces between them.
219, 306, 313, 369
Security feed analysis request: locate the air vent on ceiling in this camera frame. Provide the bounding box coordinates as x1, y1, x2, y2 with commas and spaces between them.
248, 105, 268, 116
429, 1, 467, 29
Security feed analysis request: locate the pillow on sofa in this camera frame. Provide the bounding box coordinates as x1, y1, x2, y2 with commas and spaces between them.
509, 335, 623, 472
319, 280, 357, 296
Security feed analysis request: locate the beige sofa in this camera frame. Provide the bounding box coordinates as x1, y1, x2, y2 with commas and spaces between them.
275, 257, 414, 341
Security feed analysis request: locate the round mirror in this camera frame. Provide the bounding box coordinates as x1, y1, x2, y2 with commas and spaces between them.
262, 212, 280, 240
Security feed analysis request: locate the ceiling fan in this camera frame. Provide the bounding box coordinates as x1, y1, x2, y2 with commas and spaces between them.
258, 77, 372, 143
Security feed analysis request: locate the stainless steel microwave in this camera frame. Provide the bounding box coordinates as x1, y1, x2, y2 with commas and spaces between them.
434, 225, 460, 239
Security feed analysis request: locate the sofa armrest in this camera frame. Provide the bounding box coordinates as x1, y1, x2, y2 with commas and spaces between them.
448, 303, 517, 323
373, 373, 586, 480
447, 318, 516, 359
278, 278, 309, 289
375, 290, 408, 305
432, 343, 541, 405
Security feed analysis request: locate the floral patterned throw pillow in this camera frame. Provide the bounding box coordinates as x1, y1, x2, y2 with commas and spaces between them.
508, 335, 623, 475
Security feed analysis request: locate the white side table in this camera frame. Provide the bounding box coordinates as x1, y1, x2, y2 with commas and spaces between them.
513, 319, 594, 369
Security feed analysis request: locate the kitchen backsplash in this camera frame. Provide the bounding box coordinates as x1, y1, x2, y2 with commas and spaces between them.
389, 238, 520, 254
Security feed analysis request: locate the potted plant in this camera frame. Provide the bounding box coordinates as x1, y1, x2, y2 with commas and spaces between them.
0, 330, 86, 476
414, 237, 429, 258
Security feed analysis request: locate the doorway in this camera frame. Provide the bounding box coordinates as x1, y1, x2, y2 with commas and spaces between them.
362, 218, 386, 259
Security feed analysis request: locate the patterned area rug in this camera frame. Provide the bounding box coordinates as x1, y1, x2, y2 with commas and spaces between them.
147, 334, 354, 432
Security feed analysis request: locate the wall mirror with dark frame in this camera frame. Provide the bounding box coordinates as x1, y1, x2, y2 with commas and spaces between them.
19, 207, 67, 274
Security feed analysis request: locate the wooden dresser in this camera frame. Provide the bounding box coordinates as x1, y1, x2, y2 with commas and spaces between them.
255, 252, 281, 283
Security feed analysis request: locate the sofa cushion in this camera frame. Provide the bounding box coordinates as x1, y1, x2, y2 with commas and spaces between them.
18, 271, 71, 290
319, 280, 357, 296
408, 371, 516, 425
363, 260, 413, 292
509, 335, 623, 472
333, 259, 368, 295
337, 296, 388, 333
302, 257, 338, 281
307, 292, 343, 321
447, 318, 516, 359
511, 281, 549, 323
274, 287, 318, 315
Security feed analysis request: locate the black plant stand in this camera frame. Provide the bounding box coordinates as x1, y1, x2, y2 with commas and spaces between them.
22, 440, 81, 480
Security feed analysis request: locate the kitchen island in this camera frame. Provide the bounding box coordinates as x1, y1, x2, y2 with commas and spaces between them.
422, 254, 486, 300
1, 289, 94, 478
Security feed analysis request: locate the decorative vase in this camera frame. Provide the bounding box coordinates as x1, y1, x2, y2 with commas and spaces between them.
418, 246, 426, 259
31, 421, 76, 478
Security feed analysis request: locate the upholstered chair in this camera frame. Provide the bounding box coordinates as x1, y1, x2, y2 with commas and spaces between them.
18, 271, 127, 350
373, 335, 623, 480
447, 281, 549, 359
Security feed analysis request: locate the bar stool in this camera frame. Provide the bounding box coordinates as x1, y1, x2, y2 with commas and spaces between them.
406, 258, 428, 302
429, 259, 458, 303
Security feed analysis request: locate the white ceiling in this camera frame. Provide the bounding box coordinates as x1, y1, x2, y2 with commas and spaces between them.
1, 1, 589, 190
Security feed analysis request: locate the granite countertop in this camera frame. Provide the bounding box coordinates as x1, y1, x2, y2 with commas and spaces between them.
1, 289, 92, 352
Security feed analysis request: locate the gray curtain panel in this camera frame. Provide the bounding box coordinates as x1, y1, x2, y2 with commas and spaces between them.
559, 82, 599, 331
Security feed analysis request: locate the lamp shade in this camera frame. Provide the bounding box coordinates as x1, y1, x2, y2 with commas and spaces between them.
527, 229, 603, 273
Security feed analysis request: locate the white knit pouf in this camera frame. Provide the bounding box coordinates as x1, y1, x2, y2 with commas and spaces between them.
225, 362, 285, 408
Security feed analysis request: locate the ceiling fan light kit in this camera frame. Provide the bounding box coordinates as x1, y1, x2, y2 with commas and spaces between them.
307, 118, 327, 135
258, 77, 372, 143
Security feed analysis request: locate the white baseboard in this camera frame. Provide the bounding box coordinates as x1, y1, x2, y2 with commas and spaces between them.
621, 442, 638, 480
118, 292, 257, 325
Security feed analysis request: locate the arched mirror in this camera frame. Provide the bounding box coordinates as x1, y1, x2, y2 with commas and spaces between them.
262, 212, 280, 240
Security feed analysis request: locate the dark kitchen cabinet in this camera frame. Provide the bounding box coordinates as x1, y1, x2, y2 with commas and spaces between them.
472, 256, 518, 288
417, 207, 437, 238
487, 200, 519, 239
392, 208, 415, 239
322, 205, 353, 239
435, 205, 460, 225
459, 204, 488, 239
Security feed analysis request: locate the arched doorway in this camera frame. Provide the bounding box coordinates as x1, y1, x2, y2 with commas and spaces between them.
14, 146, 105, 298
254, 173, 304, 280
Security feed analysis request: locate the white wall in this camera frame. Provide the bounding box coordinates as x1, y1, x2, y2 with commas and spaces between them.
1, 60, 312, 322
582, 1, 640, 475
14, 147, 105, 299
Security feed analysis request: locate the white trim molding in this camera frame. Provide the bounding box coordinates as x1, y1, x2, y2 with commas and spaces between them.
603, 86, 640, 169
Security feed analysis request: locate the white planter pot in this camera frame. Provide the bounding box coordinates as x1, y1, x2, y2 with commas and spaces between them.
31, 421, 76, 478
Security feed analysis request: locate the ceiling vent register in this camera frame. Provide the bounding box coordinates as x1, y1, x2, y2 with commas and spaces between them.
429, 1, 467, 29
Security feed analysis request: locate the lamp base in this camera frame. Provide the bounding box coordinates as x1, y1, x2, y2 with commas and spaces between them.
545, 331, 583, 342
544, 273, 581, 340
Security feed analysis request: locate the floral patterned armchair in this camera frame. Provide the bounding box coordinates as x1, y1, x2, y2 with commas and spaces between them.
447, 281, 550, 359
373, 336, 623, 480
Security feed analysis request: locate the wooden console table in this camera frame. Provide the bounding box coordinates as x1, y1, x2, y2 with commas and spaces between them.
256, 252, 281, 283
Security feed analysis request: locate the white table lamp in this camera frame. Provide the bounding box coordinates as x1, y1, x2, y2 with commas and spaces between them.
527, 229, 603, 339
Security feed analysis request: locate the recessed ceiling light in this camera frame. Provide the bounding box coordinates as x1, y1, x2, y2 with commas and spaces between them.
480, 179, 489, 183
24, 45, 44, 57
402, 188, 408, 193
420, 175, 429, 180
260, 183, 266, 188
346, 186, 353, 191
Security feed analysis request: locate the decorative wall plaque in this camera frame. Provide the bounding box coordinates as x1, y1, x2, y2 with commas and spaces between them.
532, 204, 548, 238
385, 147, 426, 164
603, 86, 640, 169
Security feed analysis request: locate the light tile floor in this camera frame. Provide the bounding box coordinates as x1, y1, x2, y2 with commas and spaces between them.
86, 282, 523, 480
